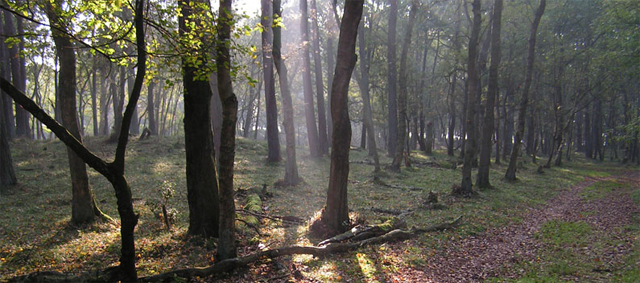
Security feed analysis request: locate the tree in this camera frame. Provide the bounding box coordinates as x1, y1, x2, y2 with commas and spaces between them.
44, 0, 107, 225
310, 0, 329, 155
216, 0, 238, 261
456, 0, 481, 196
4, 6, 30, 139
505, 0, 546, 181
317, 0, 363, 236
179, 0, 220, 237
300, 0, 320, 158
476, 0, 503, 189
390, 0, 419, 172
262, 0, 281, 163
0, 90, 16, 192
0, 0, 146, 279
357, 17, 380, 172
386, 0, 398, 156
273, 0, 301, 186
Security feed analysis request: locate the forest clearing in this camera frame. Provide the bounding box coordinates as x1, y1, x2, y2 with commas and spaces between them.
0, 136, 638, 282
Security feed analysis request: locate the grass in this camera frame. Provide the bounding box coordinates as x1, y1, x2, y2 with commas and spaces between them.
0, 136, 636, 281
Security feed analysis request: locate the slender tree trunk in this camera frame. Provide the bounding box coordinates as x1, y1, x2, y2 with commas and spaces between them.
300, 0, 320, 157
262, 0, 281, 163
386, 0, 398, 156
91, 61, 99, 136
447, 73, 457, 156
319, 0, 363, 236
358, 21, 380, 171
310, 0, 329, 155
390, 0, 419, 172
477, 0, 502, 189
179, 0, 220, 238
45, 0, 106, 225
217, 0, 238, 261
148, 81, 157, 135
458, 0, 481, 195
326, 37, 335, 141
505, 0, 545, 180
273, 0, 300, 186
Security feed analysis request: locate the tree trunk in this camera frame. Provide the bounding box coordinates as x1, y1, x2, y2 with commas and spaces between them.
179, 0, 220, 238
310, 0, 329, 156
217, 0, 238, 261
457, 0, 481, 195
505, 0, 545, 180
503, 82, 514, 158
5, 10, 30, 139
358, 21, 380, 171
300, 0, 320, 158
262, 0, 281, 163
477, 0, 502, 189
0, 18, 15, 139
91, 60, 99, 137
147, 81, 157, 135
273, 0, 301, 186
320, 0, 363, 236
390, 0, 419, 172
0, 85, 16, 191
386, 0, 398, 156
45, 0, 105, 225
447, 73, 457, 156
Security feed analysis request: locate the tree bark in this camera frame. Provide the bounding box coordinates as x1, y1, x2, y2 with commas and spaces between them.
505, 0, 545, 180
0, 84, 16, 191
273, 0, 300, 186
300, 0, 320, 158
45, 0, 106, 225
262, 0, 281, 163
456, 0, 482, 195
390, 0, 419, 172
217, 0, 238, 261
320, 0, 363, 236
5, 9, 30, 139
358, 20, 380, 172
147, 81, 157, 135
477, 0, 502, 189
310, 0, 329, 155
179, 0, 220, 238
386, 0, 398, 156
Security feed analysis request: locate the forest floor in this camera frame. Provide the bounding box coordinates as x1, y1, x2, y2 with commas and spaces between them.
0, 135, 638, 282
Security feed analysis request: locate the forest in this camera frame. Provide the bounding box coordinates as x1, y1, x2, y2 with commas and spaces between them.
0, 0, 638, 282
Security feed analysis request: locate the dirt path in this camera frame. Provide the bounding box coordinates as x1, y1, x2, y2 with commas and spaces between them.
392, 171, 640, 282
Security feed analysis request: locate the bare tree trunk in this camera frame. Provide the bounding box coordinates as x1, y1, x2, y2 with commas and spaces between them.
300, 0, 320, 157
0, 19, 15, 139
457, 0, 481, 195
390, 0, 419, 172
262, 0, 281, 162
318, 0, 363, 236
147, 81, 157, 135
477, 0, 502, 189
0, 84, 16, 191
216, 0, 238, 261
505, 0, 545, 180
386, 0, 398, 156
358, 21, 380, 171
91, 59, 99, 136
45, 0, 106, 225
310, 0, 329, 155
6, 11, 30, 139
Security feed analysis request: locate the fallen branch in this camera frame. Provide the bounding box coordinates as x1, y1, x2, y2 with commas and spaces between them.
139, 217, 462, 282
6, 218, 462, 283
